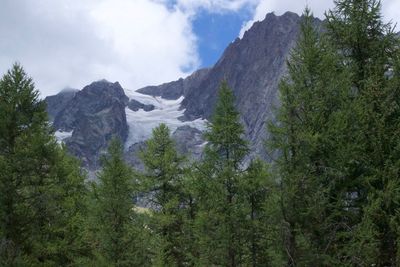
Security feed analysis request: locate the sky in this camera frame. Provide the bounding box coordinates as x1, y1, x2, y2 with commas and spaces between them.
1, 0, 399, 97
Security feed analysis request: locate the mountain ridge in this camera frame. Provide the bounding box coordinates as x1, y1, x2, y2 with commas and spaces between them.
138, 11, 310, 159
45, 11, 320, 169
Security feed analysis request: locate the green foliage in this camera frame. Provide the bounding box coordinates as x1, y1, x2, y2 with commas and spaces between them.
270, 2, 400, 266
2, 1, 400, 265
87, 138, 149, 266
0, 63, 87, 266
203, 81, 249, 168
240, 159, 284, 266
326, 0, 398, 88
326, 1, 400, 265
139, 124, 188, 266
194, 81, 251, 266
269, 8, 351, 265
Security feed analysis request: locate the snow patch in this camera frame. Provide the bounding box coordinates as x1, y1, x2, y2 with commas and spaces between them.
197, 141, 209, 148
124, 89, 207, 149
124, 88, 163, 107
55, 130, 73, 143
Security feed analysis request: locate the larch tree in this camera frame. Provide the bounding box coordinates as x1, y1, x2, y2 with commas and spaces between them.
0, 63, 87, 265
139, 123, 189, 266
88, 138, 147, 267
326, 0, 400, 265
268, 8, 352, 266
194, 81, 249, 266
240, 158, 281, 266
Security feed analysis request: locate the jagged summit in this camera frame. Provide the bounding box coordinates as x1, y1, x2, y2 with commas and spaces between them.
136, 11, 314, 158
49, 80, 129, 168
60, 87, 79, 93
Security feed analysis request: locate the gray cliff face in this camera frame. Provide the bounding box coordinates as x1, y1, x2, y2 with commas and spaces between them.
124, 142, 146, 171
47, 80, 129, 169
46, 88, 79, 121
184, 12, 302, 158
137, 68, 210, 100
171, 125, 205, 160
127, 99, 155, 112
139, 12, 306, 158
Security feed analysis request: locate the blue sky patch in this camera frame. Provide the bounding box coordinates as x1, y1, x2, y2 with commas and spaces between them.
192, 10, 252, 68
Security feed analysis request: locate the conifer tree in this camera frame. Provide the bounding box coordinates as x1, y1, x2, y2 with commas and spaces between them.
0, 63, 87, 265
195, 81, 249, 266
180, 168, 201, 264
326, 0, 400, 265
88, 138, 145, 266
139, 124, 188, 266
270, 2, 400, 265
240, 159, 282, 266
269, 9, 351, 266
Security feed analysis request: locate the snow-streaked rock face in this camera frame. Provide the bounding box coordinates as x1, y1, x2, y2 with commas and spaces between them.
55, 130, 73, 143
47, 80, 129, 169
124, 88, 207, 149
45, 12, 316, 171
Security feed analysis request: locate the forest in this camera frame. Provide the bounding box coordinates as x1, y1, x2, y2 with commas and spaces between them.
1, 0, 400, 266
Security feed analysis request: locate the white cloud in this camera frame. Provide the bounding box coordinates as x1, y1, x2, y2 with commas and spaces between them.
382, 0, 400, 27
240, 0, 400, 37
0, 0, 199, 97
89, 0, 199, 92
1, 0, 398, 97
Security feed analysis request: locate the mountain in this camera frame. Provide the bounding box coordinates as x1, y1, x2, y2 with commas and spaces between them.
46, 11, 316, 169
51, 80, 129, 168
139, 11, 308, 158
137, 68, 210, 100
46, 88, 79, 121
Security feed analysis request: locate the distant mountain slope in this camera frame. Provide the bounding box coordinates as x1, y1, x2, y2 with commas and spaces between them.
137, 68, 210, 100
46, 88, 78, 121
185, 12, 304, 157
50, 80, 129, 168
46, 11, 321, 169
137, 12, 316, 158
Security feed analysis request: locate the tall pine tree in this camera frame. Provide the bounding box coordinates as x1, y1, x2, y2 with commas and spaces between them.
269, 8, 352, 266
87, 138, 146, 266
326, 0, 400, 265
0, 63, 87, 265
240, 159, 282, 266
270, 2, 400, 265
194, 81, 249, 266
139, 124, 188, 266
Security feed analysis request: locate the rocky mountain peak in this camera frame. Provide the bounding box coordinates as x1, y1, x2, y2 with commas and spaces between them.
79, 80, 128, 103
47, 80, 129, 169
46, 88, 79, 121
177, 11, 309, 158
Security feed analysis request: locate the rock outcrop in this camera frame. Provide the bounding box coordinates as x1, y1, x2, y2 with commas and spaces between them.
47, 80, 129, 169
127, 99, 155, 112
137, 68, 210, 100
172, 125, 205, 160
46, 88, 78, 121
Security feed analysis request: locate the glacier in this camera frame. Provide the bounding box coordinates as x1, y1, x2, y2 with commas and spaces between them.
124, 88, 207, 149
55, 130, 73, 143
